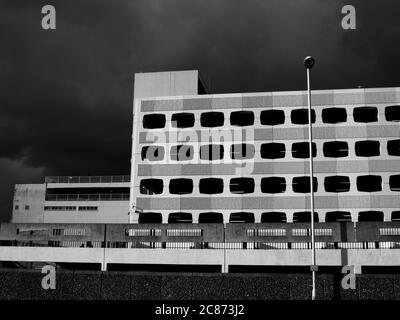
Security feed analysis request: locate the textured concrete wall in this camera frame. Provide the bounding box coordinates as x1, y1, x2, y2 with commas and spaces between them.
43, 201, 129, 224
134, 70, 200, 101
11, 183, 130, 224
12, 184, 46, 223
0, 269, 398, 300
4, 246, 400, 273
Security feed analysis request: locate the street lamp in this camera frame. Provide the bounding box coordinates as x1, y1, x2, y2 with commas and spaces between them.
304, 56, 317, 300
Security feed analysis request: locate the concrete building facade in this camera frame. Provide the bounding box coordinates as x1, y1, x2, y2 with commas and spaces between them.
11, 177, 130, 223
130, 71, 400, 224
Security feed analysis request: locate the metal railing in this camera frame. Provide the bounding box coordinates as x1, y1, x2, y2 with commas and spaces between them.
2, 222, 400, 249
46, 193, 130, 201
45, 175, 130, 184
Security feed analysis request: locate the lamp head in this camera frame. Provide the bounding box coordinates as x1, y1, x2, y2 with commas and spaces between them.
304, 56, 315, 69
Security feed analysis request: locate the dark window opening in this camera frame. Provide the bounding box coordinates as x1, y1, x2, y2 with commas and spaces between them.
292, 176, 318, 193
199, 178, 224, 194
323, 141, 349, 158
261, 212, 287, 223
230, 111, 254, 126
46, 187, 129, 194
200, 144, 224, 160
391, 211, 400, 221
169, 178, 193, 195
388, 140, 400, 156
141, 146, 165, 161
358, 211, 384, 222
230, 144, 255, 160
325, 211, 352, 222
291, 142, 317, 158
260, 110, 285, 125
108, 264, 220, 273
322, 107, 347, 124
324, 176, 350, 193
171, 113, 195, 128
261, 143, 286, 159
140, 179, 163, 195
200, 112, 224, 127
389, 175, 400, 191
261, 177, 286, 194
168, 212, 193, 223
385, 105, 400, 122
361, 266, 400, 274
356, 175, 382, 192
293, 211, 319, 223
170, 145, 194, 161
143, 114, 166, 129
355, 140, 380, 157
198, 212, 224, 223
353, 106, 378, 123
229, 212, 255, 223
229, 177, 255, 194
45, 187, 129, 200
138, 212, 162, 223
229, 265, 327, 273
291, 108, 316, 125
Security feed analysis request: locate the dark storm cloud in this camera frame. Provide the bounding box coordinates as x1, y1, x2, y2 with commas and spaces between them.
0, 0, 399, 221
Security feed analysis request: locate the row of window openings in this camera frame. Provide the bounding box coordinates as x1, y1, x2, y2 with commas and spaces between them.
14, 205, 30, 210
140, 175, 400, 195
15, 205, 99, 211
141, 139, 400, 161
142, 106, 400, 129
42, 206, 98, 211
138, 210, 396, 223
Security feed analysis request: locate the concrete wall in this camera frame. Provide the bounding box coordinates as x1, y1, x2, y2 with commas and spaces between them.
11, 183, 130, 224
3, 246, 400, 274
43, 201, 129, 224
0, 269, 399, 300
12, 184, 46, 223
134, 70, 200, 101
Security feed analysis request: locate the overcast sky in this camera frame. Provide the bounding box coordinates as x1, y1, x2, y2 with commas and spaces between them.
0, 0, 399, 221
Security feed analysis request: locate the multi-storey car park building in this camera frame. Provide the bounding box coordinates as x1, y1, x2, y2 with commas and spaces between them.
11, 70, 400, 225
2, 69, 400, 274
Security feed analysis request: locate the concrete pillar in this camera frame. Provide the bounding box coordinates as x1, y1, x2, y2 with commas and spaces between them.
222, 249, 228, 273
162, 213, 169, 224
254, 214, 262, 223
354, 265, 362, 274
222, 263, 228, 273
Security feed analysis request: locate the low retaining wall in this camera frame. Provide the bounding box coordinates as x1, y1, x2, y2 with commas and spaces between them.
0, 269, 399, 300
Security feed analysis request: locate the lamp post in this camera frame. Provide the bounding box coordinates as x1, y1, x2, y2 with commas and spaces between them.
304, 56, 317, 300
